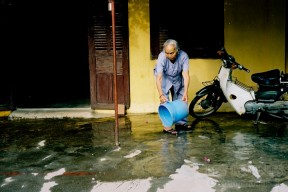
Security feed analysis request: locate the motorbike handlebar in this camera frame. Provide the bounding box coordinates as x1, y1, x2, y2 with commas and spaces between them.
237, 64, 250, 73
218, 47, 250, 73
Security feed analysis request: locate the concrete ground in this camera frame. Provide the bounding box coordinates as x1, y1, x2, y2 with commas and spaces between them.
8, 108, 116, 119
1, 110, 288, 192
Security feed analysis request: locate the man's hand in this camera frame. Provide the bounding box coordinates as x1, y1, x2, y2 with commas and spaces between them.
182, 95, 188, 102
160, 95, 167, 103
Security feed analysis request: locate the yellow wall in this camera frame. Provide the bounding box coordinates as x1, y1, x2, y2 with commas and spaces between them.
127, 0, 286, 114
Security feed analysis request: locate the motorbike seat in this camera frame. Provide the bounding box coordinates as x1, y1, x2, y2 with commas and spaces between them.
251, 69, 280, 85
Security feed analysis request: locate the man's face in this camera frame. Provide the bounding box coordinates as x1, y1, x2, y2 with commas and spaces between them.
164, 45, 177, 61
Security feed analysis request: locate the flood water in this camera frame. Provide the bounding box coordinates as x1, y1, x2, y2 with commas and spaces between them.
0, 113, 288, 192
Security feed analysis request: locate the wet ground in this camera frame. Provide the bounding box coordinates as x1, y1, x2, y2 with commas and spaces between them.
1, 112, 288, 192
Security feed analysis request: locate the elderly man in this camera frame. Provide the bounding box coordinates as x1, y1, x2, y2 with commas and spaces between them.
154, 39, 191, 134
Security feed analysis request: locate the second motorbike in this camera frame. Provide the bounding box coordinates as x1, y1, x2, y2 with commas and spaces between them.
189, 47, 288, 124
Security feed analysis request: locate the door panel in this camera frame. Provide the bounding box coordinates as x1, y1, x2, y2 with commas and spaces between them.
88, 0, 129, 110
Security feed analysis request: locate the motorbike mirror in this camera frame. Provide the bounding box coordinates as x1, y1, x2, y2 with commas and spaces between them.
217, 47, 229, 58
217, 50, 225, 56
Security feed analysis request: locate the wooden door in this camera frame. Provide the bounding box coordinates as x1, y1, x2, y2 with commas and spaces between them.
88, 0, 129, 110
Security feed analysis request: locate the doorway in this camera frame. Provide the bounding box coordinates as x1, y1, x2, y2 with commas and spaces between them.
88, 0, 130, 110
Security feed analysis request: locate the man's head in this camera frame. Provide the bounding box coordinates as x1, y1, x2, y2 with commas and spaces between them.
163, 39, 179, 61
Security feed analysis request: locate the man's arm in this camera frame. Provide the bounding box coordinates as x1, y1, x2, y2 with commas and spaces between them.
156, 73, 167, 103
182, 70, 190, 102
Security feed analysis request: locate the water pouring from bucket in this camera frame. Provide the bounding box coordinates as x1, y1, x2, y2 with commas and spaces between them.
158, 100, 189, 127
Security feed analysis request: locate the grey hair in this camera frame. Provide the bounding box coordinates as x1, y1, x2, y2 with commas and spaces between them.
163, 39, 179, 52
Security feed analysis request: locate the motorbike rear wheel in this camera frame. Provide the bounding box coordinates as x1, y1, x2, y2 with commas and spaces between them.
189, 92, 223, 118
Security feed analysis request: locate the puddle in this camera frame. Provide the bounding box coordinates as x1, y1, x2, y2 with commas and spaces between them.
0, 113, 288, 191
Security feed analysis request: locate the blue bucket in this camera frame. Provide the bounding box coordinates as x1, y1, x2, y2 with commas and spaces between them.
158, 100, 189, 127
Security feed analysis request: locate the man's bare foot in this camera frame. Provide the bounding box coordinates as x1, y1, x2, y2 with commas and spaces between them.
163, 127, 177, 135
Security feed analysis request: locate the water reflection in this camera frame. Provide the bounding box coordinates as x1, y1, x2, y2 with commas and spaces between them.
91, 117, 132, 147
189, 117, 225, 143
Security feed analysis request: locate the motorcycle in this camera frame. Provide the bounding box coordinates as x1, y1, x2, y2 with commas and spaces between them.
189, 47, 288, 124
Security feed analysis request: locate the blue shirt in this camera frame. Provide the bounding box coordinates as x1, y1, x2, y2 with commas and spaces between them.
154, 50, 189, 96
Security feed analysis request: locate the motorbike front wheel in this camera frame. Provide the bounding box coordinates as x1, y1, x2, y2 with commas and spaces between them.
189, 92, 223, 118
